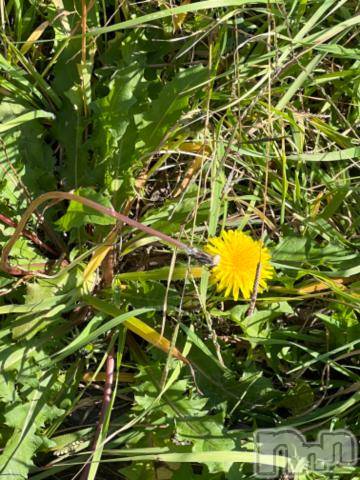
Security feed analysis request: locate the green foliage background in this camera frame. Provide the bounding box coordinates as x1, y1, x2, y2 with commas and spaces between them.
0, 0, 359, 478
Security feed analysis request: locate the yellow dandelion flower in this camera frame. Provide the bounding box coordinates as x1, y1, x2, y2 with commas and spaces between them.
205, 230, 274, 300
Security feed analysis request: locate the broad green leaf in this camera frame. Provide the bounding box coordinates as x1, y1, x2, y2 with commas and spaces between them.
92, 62, 143, 161
176, 413, 235, 473
133, 364, 207, 418
0, 293, 70, 315
0, 110, 54, 133
0, 372, 63, 479
0, 373, 18, 404
56, 187, 116, 231
136, 66, 208, 157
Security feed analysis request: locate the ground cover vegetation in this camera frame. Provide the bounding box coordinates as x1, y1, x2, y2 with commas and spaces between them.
0, 0, 359, 478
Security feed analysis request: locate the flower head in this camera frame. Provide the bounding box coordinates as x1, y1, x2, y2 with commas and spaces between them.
205, 230, 274, 300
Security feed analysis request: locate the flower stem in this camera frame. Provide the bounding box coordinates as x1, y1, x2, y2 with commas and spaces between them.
0, 191, 213, 276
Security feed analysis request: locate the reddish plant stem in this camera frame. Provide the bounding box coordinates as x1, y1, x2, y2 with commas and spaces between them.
101, 348, 115, 414
0, 191, 212, 277
80, 347, 115, 480
0, 213, 57, 256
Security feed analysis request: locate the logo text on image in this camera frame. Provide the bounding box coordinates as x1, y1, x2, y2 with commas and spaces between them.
254, 427, 358, 478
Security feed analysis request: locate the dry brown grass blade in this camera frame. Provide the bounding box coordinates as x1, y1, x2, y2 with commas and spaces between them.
173, 142, 212, 198
20, 21, 50, 55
